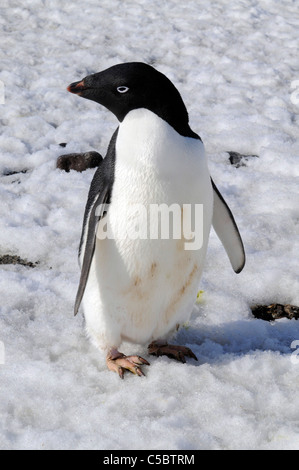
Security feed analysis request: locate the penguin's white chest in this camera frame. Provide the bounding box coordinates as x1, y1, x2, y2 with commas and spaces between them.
89, 109, 213, 348
112, 108, 211, 216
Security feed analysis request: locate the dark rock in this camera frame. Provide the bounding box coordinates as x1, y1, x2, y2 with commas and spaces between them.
56, 151, 103, 172
251, 303, 299, 321
3, 169, 28, 176
227, 151, 259, 168
59, 142, 67, 147
0, 254, 39, 268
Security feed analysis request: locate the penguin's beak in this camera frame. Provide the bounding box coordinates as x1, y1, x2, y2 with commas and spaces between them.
67, 80, 88, 95
67, 73, 109, 108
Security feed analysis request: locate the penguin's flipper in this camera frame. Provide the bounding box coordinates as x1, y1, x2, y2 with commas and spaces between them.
211, 179, 245, 273
74, 129, 118, 316
74, 185, 110, 316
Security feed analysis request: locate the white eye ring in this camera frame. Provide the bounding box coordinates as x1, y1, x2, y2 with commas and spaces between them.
117, 86, 129, 94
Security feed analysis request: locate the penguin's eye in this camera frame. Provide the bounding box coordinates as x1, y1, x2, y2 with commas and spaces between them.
117, 86, 129, 94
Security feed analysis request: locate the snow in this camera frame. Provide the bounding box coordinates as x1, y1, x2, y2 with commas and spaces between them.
0, 0, 299, 450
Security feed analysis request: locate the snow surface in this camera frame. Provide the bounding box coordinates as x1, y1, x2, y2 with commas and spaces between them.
1, 0, 299, 450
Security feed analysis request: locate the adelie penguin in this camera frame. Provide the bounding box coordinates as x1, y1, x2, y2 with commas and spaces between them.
67, 62, 245, 378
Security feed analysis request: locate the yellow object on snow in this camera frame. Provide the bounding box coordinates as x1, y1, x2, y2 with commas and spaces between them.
196, 290, 205, 304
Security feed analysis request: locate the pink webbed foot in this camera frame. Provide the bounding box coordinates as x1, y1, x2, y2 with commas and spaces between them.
106, 349, 150, 379
148, 340, 198, 363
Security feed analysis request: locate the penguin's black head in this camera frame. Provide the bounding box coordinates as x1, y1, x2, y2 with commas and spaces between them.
67, 62, 198, 138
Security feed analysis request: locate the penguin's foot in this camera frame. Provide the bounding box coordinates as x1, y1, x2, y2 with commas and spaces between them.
106, 348, 150, 379
148, 340, 198, 363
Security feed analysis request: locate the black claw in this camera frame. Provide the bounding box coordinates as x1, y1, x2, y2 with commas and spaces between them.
189, 351, 198, 361
118, 366, 124, 379
148, 342, 197, 363
177, 351, 186, 363
135, 366, 145, 377
137, 356, 150, 366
